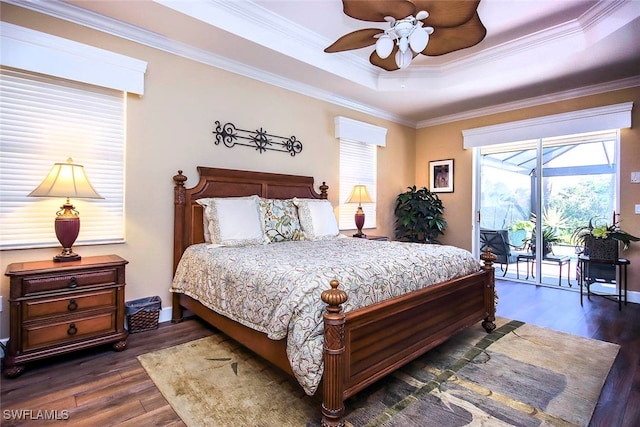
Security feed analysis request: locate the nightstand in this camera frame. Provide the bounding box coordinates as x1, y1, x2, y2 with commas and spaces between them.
4, 255, 129, 378
353, 235, 389, 241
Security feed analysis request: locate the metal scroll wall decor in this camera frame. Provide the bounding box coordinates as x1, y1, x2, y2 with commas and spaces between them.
213, 121, 303, 157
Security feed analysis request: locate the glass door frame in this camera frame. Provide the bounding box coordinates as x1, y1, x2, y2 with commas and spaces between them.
472, 133, 621, 286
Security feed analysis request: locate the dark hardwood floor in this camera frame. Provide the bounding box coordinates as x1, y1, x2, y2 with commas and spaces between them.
1, 279, 638, 426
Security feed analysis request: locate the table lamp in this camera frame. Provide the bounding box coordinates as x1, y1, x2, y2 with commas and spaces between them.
28, 158, 103, 262
346, 184, 373, 238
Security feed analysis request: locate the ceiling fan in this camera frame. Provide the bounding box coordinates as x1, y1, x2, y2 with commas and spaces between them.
325, 0, 486, 71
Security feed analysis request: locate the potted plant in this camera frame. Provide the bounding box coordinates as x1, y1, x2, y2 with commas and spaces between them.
394, 186, 447, 243
571, 217, 639, 260
509, 219, 534, 248
528, 227, 562, 257
524, 208, 565, 257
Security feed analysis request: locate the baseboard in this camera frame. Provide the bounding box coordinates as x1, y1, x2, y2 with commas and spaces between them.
159, 306, 173, 324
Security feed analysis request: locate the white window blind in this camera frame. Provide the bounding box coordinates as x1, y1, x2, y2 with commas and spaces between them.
339, 140, 377, 230
0, 67, 125, 250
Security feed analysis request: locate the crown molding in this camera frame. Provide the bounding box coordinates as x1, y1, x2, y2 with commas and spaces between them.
154, 0, 379, 88
3, 0, 636, 130
418, 76, 640, 128
380, 0, 633, 87
2, 0, 412, 126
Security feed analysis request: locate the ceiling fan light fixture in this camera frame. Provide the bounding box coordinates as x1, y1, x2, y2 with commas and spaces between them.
395, 49, 412, 69
375, 35, 394, 59
398, 35, 409, 53
409, 27, 429, 53
415, 10, 429, 20
327, 1, 486, 72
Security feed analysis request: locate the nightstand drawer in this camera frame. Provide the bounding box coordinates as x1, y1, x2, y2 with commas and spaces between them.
22, 289, 116, 321
22, 312, 116, 351
22, 269, 118, 295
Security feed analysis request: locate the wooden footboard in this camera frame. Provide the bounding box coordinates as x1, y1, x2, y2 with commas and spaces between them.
321, 252, 496, 427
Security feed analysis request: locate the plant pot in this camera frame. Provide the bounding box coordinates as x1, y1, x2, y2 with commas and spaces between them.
585, 236, 618, 260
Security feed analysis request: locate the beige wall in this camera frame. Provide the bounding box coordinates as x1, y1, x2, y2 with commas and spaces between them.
416, 87, 640, 291
2, 5, 639, 340
0, 7, 416, 337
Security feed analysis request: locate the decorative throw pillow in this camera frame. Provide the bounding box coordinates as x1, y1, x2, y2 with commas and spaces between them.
196, 195, 266, 246
292, 198, 340, 240
259, 198, 303, 242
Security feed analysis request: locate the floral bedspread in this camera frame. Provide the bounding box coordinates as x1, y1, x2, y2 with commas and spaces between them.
171, 237, 480, 395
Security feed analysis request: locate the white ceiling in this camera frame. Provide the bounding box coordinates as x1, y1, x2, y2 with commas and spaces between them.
10, 0, 640, 127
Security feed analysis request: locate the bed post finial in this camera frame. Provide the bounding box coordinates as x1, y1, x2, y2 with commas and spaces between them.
321, 280, 348, 427
480, 247, 496, 270
480, 248, 497, 333
173, 170, 187, 205
319, 181, 329, 199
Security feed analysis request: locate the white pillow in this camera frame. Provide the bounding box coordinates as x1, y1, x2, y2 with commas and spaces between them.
293, 198, 339, 240
196, 195, 266, 246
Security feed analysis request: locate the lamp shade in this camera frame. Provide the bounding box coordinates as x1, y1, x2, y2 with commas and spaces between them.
346, 185, 373, 205
28, 158, 103, 199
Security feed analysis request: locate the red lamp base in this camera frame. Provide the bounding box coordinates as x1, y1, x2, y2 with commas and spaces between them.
54, 251, 81, 262
54, 205, 81, 263
353, 209, 366, 238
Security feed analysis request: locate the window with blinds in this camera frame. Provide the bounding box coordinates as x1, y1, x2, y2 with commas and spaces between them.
0, 67, 125, 250
338, 140, 377, 230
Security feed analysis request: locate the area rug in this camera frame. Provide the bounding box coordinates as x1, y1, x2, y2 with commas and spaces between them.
138, 319, 619, 427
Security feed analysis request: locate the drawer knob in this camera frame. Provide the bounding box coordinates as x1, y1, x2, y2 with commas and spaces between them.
67, 299, 78, 311
67, 323, 78, 336
67, 277, 78, 288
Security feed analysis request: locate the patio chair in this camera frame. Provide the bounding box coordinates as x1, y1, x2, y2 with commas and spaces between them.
480, 229, 513, 276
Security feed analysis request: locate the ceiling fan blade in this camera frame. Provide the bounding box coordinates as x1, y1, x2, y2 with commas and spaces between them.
343, 0, 416, 22
324, 28, 384, 53
370, 48, 400, 71
423, 12, 486, 56
413, 0, 481, 27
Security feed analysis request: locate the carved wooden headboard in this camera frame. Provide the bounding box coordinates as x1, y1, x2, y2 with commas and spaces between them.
172, 167, 328, 272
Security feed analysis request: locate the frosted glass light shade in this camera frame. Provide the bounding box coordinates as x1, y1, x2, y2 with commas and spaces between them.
395, 49, 413, 69
375, 35, 394, 59
409, 28, 429, 53
398, 36, 409, 53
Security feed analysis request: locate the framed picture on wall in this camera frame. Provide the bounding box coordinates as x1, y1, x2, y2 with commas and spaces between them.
429, 159, 454, 193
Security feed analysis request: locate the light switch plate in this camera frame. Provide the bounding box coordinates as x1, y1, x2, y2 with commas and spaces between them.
631, 172, 640, 183
636, 204, 640, 214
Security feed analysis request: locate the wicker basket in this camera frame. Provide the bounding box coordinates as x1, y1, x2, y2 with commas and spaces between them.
126, 296, 161, 333
585, 235, 619, 261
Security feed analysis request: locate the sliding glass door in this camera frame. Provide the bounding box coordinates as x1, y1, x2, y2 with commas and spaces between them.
477, 131, 618, 287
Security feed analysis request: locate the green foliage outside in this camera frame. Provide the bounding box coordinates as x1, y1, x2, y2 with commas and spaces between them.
482, 174, 614, 246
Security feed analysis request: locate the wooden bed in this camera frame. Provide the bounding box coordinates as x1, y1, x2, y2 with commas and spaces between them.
171, 166, 496, 426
